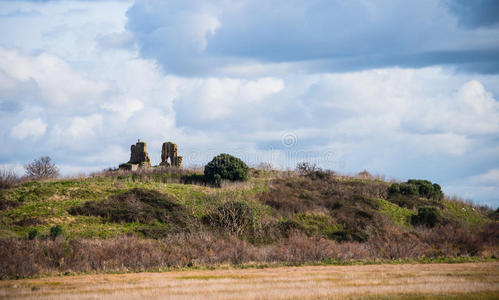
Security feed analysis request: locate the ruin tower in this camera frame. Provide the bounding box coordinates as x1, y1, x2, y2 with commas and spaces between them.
128, 140, 151, 166
160, 142, 183, 168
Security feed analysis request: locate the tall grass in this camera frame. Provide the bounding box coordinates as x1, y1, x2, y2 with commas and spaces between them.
1, 224, 497, 279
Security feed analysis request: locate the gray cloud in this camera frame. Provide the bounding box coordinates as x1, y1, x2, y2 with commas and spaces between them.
446, 0, 499, 28
126, 0, 499, 76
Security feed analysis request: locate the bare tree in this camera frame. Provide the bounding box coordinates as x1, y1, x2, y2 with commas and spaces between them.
25, 156, 59, 180
0, 168, 20, 189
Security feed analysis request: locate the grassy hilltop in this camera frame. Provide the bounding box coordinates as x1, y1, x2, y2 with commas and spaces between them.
0, 165, 497, 278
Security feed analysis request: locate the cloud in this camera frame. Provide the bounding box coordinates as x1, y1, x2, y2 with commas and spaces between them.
11, 118, 47, 139
101, 98, 144, 119
402, 80, 499, 136
125, 0, 499, 76
446, 0, 499, 28
174, 77, 284, 124
126, 0, 220, 75
0, 48, 108, 107
469, 169, 499, 184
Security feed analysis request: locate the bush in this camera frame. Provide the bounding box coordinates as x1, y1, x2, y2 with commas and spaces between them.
0, 168, 20, 189
411, 206, 441, 228
388, 179, 443, 201
203, 201, 254, 236
28, 229, 38, 240
296, 162, 335, 179
49, 225, 63, 240
407, 179, 443, 200
399, 183, 419, 195
25, 156, 59, 180
204, 154, 249, 185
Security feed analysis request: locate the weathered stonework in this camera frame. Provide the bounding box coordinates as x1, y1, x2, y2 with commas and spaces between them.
119, 139, 182, 170
160, 142, 183, 168
119, 139, 151, 170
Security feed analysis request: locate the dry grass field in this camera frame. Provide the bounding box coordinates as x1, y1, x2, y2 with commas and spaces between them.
1, 262, 498, 299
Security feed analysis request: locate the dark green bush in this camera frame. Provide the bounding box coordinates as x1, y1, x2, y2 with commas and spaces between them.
204, 153, 249, 185
399, 183, 419, 195
407, 179, 443, 200
28, 229, 38, 240
49, 225, 63, 240
411, 206, 441, 227
388, 179, 443, 201
387, 183, 400, 194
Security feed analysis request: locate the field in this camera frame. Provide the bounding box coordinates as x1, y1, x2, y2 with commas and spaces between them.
1, 262, 498, 299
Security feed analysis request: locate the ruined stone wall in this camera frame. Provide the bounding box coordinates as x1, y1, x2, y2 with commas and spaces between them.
128, 140, 151, 166
160, 142, 182, 167
120, 140, 182, 170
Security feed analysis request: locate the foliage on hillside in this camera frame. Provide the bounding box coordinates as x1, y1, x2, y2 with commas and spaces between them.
0, 165, 497, 278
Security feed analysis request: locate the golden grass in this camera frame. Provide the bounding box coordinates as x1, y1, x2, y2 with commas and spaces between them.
1, 262, 498, 299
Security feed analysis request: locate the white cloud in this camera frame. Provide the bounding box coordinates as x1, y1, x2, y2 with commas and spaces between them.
50, 114, 103, 141
175, 77, 284, 121
469, 169, 499, 184
408, 80, 499, 136
101, 98, 144, 119
0, 48, 108, 107
11, 118, 46, 139
67, 114, 103, 138
83, 145, 129, 164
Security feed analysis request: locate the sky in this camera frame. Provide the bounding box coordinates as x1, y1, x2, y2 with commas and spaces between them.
0, 0, 498, 207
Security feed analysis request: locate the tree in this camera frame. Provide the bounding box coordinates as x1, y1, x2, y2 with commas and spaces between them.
204, 153, 249, 186
25, 156, 59, 180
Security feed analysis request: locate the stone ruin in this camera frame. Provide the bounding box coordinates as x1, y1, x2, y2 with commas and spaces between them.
160, 142, 183, 168
119, 139, 182, 170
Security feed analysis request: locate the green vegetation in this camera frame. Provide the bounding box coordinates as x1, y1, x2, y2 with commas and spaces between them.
204, 153, 249, 185
28, 228, 38, 240
377, 198, 415, 227
49, 225, 63, 240
0, 167, 494, 241
388, 179, 443, 202
411, 206, 441, 227
0, 164, 497, 279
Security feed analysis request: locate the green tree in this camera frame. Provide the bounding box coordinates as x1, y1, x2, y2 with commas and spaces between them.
204, 153, 249, 185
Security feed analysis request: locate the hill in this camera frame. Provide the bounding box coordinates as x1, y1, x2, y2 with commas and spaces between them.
0, 166, 497, 279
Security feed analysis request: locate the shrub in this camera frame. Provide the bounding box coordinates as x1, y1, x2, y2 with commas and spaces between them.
399, 183, 419, 195
296, 162, 334, 179
411, 206, 441, 228
407, 179, 443, 200
204, 154, 249, 185
203, 201, 254, 236
0, 168, 20, 189
389, 179, 443, 201
25, 156, 59, 180
49, 225, 63, 240
28, 229, 39, 240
